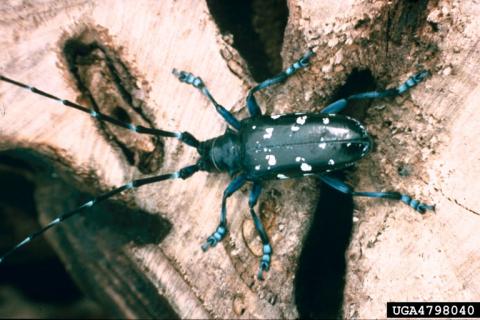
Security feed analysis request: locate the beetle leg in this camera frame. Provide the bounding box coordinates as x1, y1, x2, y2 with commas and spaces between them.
246, 50, 315, 117
248, 182, 272, 280
321, 70, 430, 114
201, 175, 247, 251
172, 69, 241, 130
319, 175, 435, 213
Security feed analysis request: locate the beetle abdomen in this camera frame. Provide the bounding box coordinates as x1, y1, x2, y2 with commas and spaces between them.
241, 113, 372, 180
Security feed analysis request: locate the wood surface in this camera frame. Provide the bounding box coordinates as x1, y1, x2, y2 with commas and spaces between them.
0, 0, 479, 319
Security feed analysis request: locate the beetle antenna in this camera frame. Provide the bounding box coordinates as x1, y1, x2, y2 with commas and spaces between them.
0, 163, 201, 265
0, 75, 200, 149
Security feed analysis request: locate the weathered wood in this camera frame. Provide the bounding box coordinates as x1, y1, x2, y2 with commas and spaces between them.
0, 0, 315, 318
1, 0, 479, 319
287, 0, 480, 318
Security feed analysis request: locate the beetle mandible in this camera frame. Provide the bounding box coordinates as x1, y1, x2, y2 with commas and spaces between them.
0, 50, 434, 280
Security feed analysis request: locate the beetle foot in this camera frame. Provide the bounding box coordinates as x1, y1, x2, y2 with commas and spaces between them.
299, 50, 315, 66
201, 225, 227, 251
256, 244, 272, 281
412, 70, 430, 82
285, 51, 315, 76
400, 194, 435, 214
398, 70, 430, 94
172, 69, 205, 89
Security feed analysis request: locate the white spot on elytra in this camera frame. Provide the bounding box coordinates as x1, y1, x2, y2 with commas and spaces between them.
347, 142, 352, 147
271, 114, 281, 119
323, 118, 330, 124
295, 156, 305, 162
252, 125, 257, 129
328, 159, 335, 165
291, 125, 300, 131
255, 165, 261, 170
265, 154, 277, 166
263, 127, 274, 139
296, 115, 307, 125
277, 174, 288, 179
300, 163, 312, 171
318, 142, 326, 149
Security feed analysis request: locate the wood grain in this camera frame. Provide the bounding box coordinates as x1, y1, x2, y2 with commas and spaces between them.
0, 0, 479, 318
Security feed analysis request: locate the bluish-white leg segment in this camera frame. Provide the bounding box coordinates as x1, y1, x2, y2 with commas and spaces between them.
172, 69, 241, 130
246, 50, 315, 117
248, 182, 272, 280
0, 164, 201, 264
320, 175, 435, 213
201, 175, 247, 251
321, 70, 429, 114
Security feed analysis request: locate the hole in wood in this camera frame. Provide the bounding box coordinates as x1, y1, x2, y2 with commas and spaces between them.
0, 149, 176, 318
0, 152, 106, 317
62, 30, 164, 174
387, 0, 432, 45
294, 69, 377, 319
206, 0, 288, 81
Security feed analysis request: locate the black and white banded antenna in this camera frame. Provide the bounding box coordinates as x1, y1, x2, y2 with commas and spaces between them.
0, 75, 201, 148
0, 74, 202, 264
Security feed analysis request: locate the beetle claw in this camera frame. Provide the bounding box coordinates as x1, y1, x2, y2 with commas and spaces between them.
414, 70, 430, 82
256, 246, 272, 280
201, 237, 216, 251
299, 50, 315, 66
257, 269, 265, 281
201, 225, 227, 251
257, 260, 270, 281
417, 202, 436, 214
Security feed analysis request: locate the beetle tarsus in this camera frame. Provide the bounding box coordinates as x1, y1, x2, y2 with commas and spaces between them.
399, 194, 435, 213
299, 50, 315, 67
256, 244, 272, 280
398, 70, 430, 94
201, 225, 227, 251
257, 261, 270, 281
246, 50, 315, 117
201, 237, 216, 251
172, 68, 242, 129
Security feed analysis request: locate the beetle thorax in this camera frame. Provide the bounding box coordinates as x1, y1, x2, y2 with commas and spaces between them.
200, 130, 242, 174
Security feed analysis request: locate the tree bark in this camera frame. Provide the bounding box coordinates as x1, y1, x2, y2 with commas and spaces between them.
0, 0, 479, 319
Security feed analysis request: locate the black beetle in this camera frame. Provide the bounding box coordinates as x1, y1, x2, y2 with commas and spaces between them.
0, 50, 434, 279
